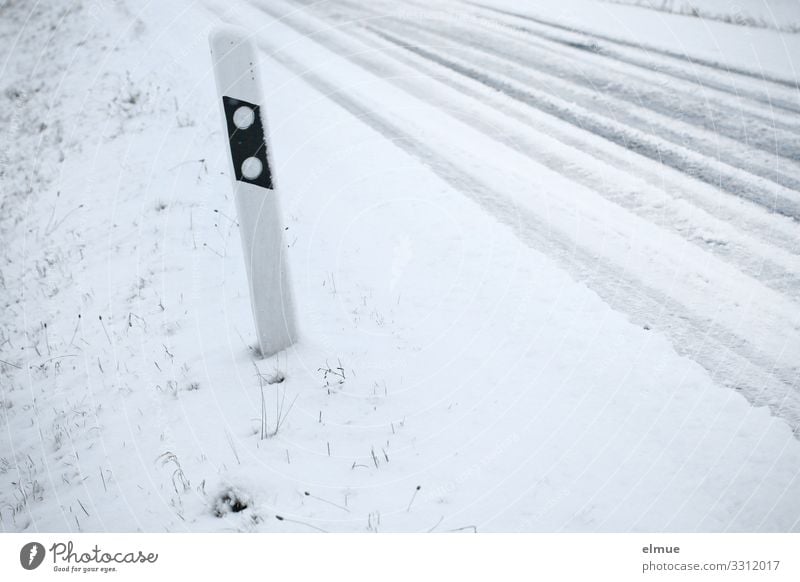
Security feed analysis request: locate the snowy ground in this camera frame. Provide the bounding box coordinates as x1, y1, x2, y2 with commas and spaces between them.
1, 0, 799, 532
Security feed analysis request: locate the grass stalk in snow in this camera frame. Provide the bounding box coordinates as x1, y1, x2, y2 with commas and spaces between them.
304, 491, 350, 513
275, 514, 328, 532
257, 367, 297, 440
427, 516, 444, 532
406, 485, 421, 512
260, 377, 268, 441
98, 316, 111, 345
224, 430, 240, 465
157, 452, 190, 493
447, 525, 478, 533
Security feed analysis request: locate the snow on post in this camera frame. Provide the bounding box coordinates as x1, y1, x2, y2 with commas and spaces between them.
209, 27, 296, 358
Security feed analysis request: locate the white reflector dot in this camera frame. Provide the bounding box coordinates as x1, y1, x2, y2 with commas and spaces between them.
233, 105, 255, 130
241, 156, 263, 180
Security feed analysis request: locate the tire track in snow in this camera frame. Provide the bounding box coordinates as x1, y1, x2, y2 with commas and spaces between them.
242, 1, 800, 432
387, 16, 800, 185
313, 17, 800, 300
252, 0, 800, 303
273, 45, 800, 432
466, 1, 800, 99
332, 0, 800, 186
211, 0, 800, 434
284, 0, 800, 259
300, 0, 800, 226
477, 18, 800, 137
366, 27, 800, 220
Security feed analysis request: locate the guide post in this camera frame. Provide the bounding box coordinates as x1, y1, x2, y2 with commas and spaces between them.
209, 27, 296, 357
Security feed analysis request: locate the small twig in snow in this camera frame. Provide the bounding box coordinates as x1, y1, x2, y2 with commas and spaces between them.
304, 491, 350, 513
43, 323, 51, 356
447, 525, 478, 533
98, 316, 111, 345
68, 314, 81, 347
427, 516, 444, 533
406, 485, 421, 512
275, 515, 328, 533
225, 430, 240, 465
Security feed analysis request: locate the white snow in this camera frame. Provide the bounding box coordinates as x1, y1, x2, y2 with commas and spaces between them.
1, 0, 799, 533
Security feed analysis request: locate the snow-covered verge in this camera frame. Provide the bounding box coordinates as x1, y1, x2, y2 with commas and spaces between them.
1, 0, 799, 533
599, 0, 800, 33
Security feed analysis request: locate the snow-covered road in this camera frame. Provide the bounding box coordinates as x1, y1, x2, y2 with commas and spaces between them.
213, 0, 800, 430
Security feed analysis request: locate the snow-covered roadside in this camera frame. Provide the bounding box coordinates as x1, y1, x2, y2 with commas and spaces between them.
1, 0, 799, 534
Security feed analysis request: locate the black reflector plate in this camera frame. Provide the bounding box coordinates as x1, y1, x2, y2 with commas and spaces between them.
222, 95, 274, 190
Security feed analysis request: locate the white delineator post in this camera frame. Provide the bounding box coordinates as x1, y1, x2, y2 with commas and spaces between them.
209, 27, 296, 357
